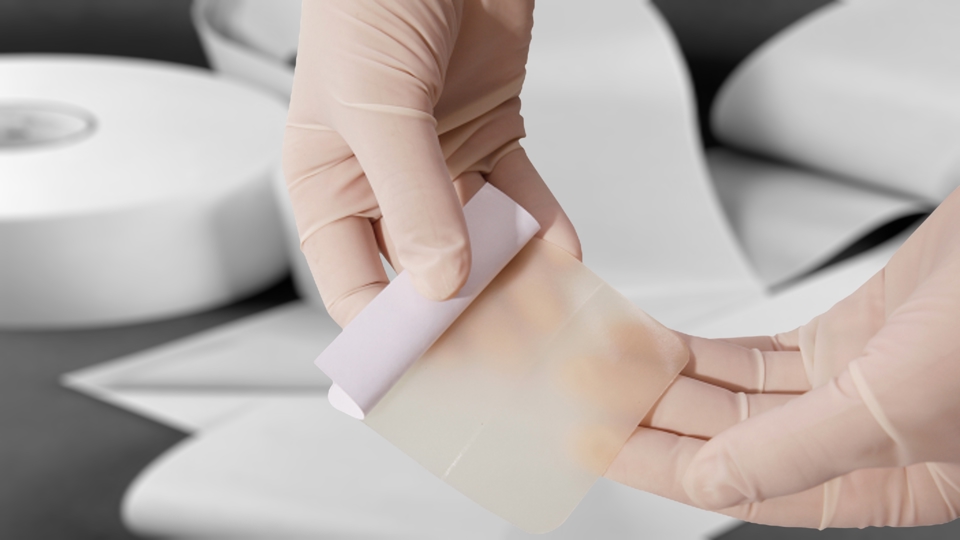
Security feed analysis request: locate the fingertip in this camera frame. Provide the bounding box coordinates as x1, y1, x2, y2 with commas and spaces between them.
683, 443, 752, 510
300, 217, 391, 328
407, 240, 471, 301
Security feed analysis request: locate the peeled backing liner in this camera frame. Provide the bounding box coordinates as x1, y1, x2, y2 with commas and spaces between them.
365, 238, 689, 533
0, 56, 289, 328
712, 0, 960, 203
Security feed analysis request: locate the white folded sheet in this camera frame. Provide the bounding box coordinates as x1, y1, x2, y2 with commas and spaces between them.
121, 396, 735, 540
686, 228, 909, 339
62, 302, 336, 432
707, 149, 928, 287
713, 0, 960, 203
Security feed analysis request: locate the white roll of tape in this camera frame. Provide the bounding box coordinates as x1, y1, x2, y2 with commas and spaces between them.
0, 55, 289, 328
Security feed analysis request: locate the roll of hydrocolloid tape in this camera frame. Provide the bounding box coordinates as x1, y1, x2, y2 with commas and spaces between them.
0, 55, 289, 328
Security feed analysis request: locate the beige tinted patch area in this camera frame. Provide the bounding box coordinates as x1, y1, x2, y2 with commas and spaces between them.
365, 239, 689, 533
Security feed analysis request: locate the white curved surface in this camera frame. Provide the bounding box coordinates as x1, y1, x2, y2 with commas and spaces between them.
713, 0, 960, 202
122, 397, 734, 540
520, 0, 763, 327
688, 225, 912, 339
192, 0, 299, 99
707, 149, 928, 286
0, 56, 289, 328
62, 302, 335, 432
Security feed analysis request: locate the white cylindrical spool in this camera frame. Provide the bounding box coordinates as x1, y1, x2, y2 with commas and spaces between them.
0, 55, 289, 328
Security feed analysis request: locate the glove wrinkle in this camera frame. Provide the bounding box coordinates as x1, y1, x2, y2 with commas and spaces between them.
848, 360, 906, 459
285, 122, 334, 132
736, 392, 749, 423
435, 73, 526, 134
749, 347, 766, 393
333, 97, 438, 124
772, 330, 800, 351
325, 281, 388, 326
927, 463, 960, 522
798, 319, 819, 386
284, 151, 352, 192
819, 476, 841, 530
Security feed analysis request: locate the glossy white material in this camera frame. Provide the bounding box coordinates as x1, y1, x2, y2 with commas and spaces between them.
61, 302, 335, 432
0, 56, 289, 328
121, 397, 735, 540
714, 0, 960, 203
688, 228, 911, 339
521, 0, 764, 326
708, 149, 927, 286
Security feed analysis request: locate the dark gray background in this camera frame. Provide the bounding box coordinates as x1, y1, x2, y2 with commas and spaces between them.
2, 1, 958, 539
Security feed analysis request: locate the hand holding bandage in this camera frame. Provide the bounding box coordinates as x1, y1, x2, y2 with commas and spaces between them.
608, 187, 960, 528
283, 0, 579, 327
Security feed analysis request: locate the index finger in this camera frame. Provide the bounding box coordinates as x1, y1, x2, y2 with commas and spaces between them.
606, 427, 827, 528
283, 126, 389, 327
679, 334, 811, 394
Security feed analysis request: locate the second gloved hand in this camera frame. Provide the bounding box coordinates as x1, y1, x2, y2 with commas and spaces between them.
283, 0, 580, 326
606, 187, 960, 528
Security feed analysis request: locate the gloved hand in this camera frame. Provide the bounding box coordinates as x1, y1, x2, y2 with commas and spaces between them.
607, 187, 960, 528
283, 0, 580, 327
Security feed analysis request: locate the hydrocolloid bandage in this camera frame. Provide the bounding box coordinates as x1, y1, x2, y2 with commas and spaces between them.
315, 185, 688, 532
366, 239, 688, 532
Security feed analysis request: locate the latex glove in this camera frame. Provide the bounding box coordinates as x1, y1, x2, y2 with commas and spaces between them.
283, 0, 580, 326
607, 186, 960, 528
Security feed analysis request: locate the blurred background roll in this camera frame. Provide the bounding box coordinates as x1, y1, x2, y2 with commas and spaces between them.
191, 0, 299, 99
0, 55, 289, 328
193, 0, 329, 306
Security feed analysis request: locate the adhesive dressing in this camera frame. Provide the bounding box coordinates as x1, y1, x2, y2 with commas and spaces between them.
315, 185, 688, 532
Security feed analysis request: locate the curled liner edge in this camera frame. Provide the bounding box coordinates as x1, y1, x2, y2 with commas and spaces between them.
314, 183, 542, 419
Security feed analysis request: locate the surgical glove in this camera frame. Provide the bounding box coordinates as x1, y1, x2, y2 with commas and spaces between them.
283, 0, 580, 326
606, 186, 960, 528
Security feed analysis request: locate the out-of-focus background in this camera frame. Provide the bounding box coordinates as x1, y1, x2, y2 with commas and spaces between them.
2, 1, 958, 539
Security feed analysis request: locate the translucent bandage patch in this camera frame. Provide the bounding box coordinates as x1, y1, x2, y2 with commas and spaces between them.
315, 185, 688, 532
366, 239, 688, 532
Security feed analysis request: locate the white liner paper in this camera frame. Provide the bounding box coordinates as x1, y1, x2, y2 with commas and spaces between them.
314, 184, 541, 419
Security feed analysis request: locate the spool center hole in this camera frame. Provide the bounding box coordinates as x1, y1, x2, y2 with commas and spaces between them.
0, 102, 97, 149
